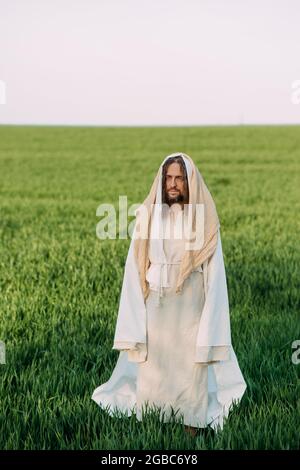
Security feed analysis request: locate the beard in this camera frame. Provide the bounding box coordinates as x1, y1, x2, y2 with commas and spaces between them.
165, 190, 185, 206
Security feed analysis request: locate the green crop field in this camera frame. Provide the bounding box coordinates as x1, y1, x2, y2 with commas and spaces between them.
0, 125, 299, 450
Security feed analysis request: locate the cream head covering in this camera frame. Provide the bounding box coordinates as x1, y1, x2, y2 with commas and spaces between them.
133, 152, 220, 302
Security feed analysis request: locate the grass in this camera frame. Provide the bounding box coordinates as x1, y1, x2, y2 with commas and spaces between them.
0, 124, 299, 449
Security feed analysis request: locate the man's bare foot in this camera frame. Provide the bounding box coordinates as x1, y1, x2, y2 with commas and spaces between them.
184, 425, 198, 437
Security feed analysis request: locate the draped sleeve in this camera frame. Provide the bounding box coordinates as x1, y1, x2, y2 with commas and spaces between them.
112, 225, 148, 363
194, 229, 232, 363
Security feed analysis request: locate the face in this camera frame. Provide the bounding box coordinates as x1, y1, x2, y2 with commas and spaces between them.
165, 162, 186, 206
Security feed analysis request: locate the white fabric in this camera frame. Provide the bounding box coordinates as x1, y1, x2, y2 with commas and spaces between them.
147, 202, 202, 306
135, 210, 209, 428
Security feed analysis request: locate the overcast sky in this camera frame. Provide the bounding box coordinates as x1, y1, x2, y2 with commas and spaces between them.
0, 0, 300, 126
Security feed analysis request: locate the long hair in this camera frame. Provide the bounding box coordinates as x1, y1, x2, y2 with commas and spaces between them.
161, 155, 189, 205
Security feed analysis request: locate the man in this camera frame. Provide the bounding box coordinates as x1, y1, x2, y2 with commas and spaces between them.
92, 152, 247, 437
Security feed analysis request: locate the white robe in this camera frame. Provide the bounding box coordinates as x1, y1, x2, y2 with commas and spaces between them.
92, 207, 247, 432
135, 205, 209, 427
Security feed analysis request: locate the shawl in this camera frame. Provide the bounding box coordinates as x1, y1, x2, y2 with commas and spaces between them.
133, 152, 220, 302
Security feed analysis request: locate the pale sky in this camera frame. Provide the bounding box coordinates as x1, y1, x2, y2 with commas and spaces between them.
0, 0, 300, 125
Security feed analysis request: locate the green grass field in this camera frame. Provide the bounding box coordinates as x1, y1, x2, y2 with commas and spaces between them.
0, 125, 299, 450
